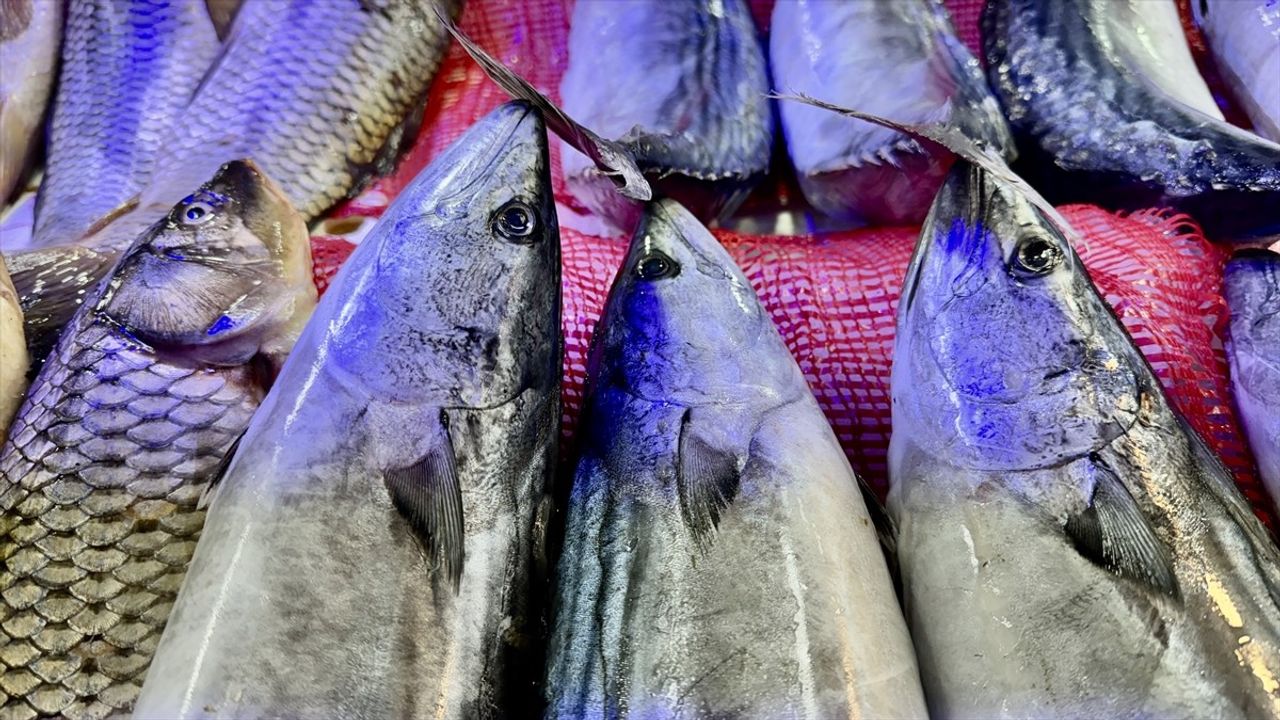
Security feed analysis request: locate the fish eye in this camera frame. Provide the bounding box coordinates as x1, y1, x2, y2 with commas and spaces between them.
492, 201, 539, 242
1013, 235, 1063, 276
635, 250, 680, 281
181, 201, 216, 226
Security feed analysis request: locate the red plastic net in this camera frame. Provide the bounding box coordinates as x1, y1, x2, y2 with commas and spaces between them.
311, 0, 1274, 529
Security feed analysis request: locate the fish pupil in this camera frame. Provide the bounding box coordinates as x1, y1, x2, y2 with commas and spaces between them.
1017, 239, 1060, 274
637, 253, 678, 280
494, 202, 538, 240
186, 206, 206, 221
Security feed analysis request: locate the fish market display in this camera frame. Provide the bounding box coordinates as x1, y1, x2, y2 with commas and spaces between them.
1196, 0, 1280, 143
889, 160, 1280, 718
0, 160, 316, 718
1225, 246, 1280, 512
0, 255, 25, 435
31, 0, 221, 249
0, 0, 61, 206
135, 102, 561, 719
770, 0, 1012, 225
983, 0, 1280, 240
546, 199, 928, 718
560, 0, 772, 232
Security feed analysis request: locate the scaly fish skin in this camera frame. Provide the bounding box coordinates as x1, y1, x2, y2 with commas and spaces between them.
32, 0, 220, 249
0, 0, 62, 207
0, 160, 315, 719
1225, 247, 1280, 513
545, 199, 927, 719
889, 161, 1280, 719
134, 101, 560, 719
0, 256, 25, 436
983, 0, 1280, 240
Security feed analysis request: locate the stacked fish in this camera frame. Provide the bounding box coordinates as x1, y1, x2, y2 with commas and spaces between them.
0, 0, 1276, 719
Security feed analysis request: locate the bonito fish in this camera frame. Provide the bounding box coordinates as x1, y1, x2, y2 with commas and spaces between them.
1225, 245, 1280, 513
560, 0, 772, 233
1196, 0, 1280, 143
983, 0, 1280, 240
0, 160, 315, 718
545, 199, 927, 718
0, 0, 62, 207
770, 0, 1012, 225
889, 159, 1280, 718
0, 254, 25, 436
134, 101, 561, 719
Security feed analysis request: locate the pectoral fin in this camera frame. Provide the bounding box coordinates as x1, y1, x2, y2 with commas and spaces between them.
677, 410, 743, 549
384, 412, 464, 590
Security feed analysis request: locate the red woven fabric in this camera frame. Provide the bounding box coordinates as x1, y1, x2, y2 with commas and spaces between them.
312, 0, 1274, 529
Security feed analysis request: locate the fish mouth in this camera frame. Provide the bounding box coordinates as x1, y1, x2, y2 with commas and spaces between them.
430, 101, 545, 210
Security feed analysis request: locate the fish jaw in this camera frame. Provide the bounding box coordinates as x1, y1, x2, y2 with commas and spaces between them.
1224, 248, 1280, 509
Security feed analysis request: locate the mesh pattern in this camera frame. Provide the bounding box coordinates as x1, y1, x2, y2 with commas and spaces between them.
312, 0, 1274, 529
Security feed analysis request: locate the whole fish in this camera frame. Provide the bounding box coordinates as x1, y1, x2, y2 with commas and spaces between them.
134, 101, 561, 719
0, 254, 25, 435
0, 160, 316, 719
545, 199, 928, 719
1196, 0, 1280, 143
889, 159, 1280, 718
983, 0, 1280, 240
32, 0, 221, 249
1225, 245, 1280, 513
770, 0, 1013, 225
0, 0, 62, 207
560, 0, 772, 233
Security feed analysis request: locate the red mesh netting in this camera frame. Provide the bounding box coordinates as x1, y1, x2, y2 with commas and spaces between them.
311, 0, 1274, 529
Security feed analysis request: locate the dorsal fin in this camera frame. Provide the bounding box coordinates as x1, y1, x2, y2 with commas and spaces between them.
677, 410, 742, 549
384, 411, 465, 591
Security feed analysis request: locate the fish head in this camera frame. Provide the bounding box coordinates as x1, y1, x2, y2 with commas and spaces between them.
894, 161, 1146, 472
591, 199, 792, 408
1224, 246, 1280, 401
324, 100, 560, 408
94, 159, 316, 367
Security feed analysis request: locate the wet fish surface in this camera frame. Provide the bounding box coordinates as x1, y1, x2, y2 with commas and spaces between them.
560, 0, 772, 233
1225, 246, 1280, 513
889, 159, 1280, 718
0, 160, 315, 719
545, 199, 927, 719
1197, 0, 1280, 143
0, 0, 62, 207
0, 254, 25, 436
31, 0, 221, 249
983, 0, 1280, 240
134, 101, 561, 720
770, 0, 1012, 225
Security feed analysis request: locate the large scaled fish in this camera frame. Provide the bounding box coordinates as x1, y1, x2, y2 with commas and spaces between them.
0, 0, 62, 207
983, 0, 1280, 240
1196, 0, 1280, 143
770, 0, 1012, 225
1225, 245, 1280, 513
0, 255, 25, 436
31, 0, 221, 249
0, 160, 316, 719
134, 101, 561, 719
889, 160, 1280, 718
560, 0, 772, 233
545, 199, 928, 719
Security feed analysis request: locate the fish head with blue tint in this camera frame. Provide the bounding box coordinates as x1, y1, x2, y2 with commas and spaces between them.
94, 159, 316, 366
324, 100, 560, 410
893, 161, 1147, 472
590, 199, 796, 410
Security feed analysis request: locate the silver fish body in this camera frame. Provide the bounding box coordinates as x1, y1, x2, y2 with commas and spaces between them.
0, 160, 315, 718
770, 0, 1013, 225
545, 200, 927, 719
1197, 0, 1280, 143
0, 255, 25, 436
134, 101, 561, 720
889, 160, 1280, 719
983, 0, 1280, 240
560, 0, 773, 233
1225, 247, 1280, 514
0, 0, 62, 207
31, 0, 221, 249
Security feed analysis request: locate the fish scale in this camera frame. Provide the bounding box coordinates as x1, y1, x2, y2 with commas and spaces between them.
0, 314, 260, 720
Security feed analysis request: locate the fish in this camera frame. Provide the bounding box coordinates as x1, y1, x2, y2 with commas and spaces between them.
4, 244, 116, 377
31, 0, 222, 249
888, 159, 1280, 718
0, 159, 316, 719
560, 0, 772, 233
770, 0, 1013, 225
133, 101, 561, 719
983, 0, 1280, 240
1225, 245, 1280, 513
0, 0, 62, 207
0, 254, 25, 436
545, 199, 928, 718
1196, 0, 1280, 143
